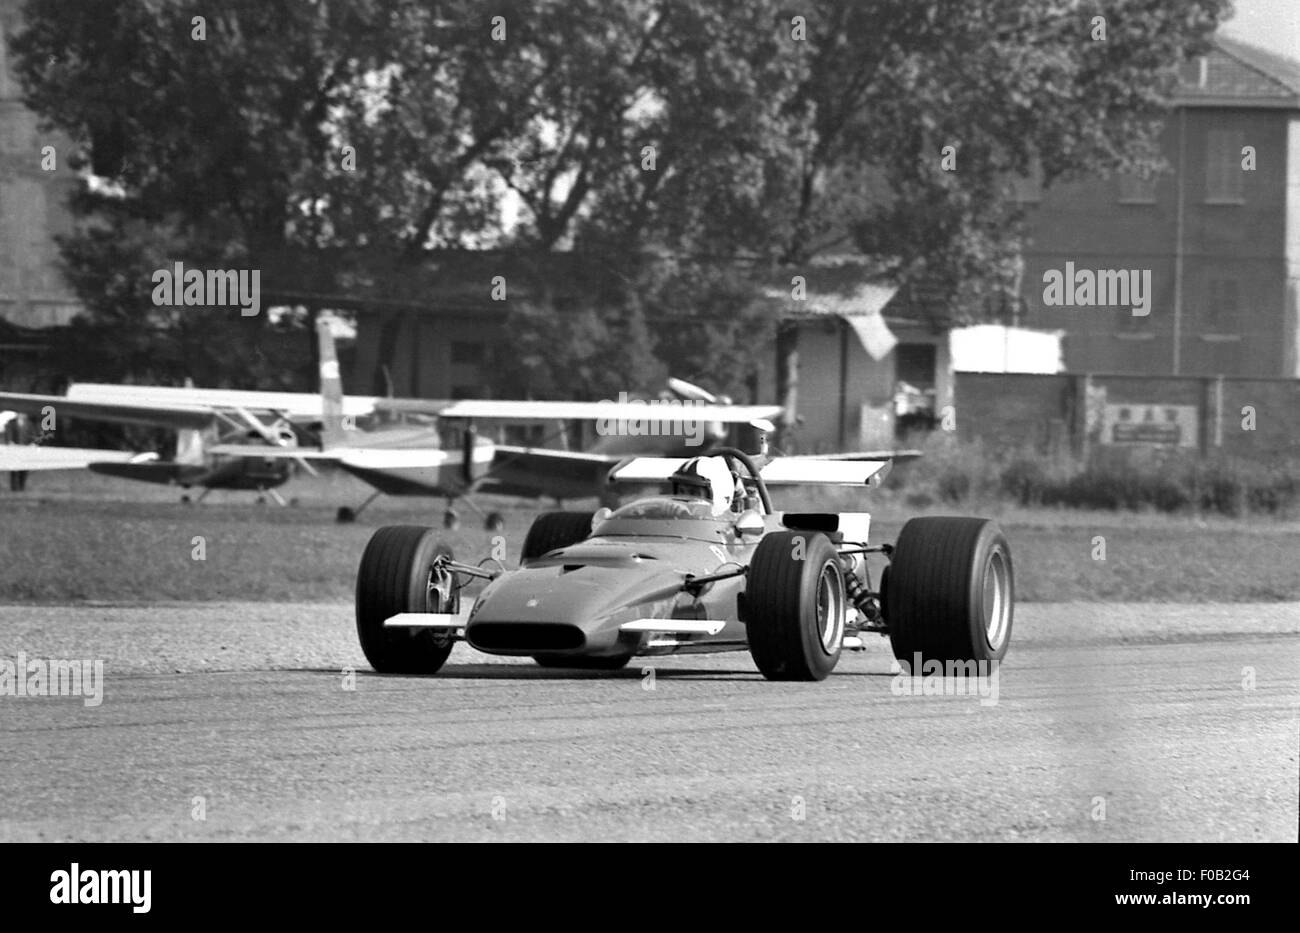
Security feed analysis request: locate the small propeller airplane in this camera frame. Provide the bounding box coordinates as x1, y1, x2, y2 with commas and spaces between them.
0, 322, 783, 523
1, 322, 918, 524
208, 321, 785, 527
0, 380, 332, 504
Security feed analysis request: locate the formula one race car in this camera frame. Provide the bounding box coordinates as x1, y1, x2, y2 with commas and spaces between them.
354, 448, 1013, 681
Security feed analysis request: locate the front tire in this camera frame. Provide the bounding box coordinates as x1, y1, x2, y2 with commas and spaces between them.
520, 511, 595, 564
745, 531, 846, 681
355, 525, 458, 674
884, 517, 1013, 668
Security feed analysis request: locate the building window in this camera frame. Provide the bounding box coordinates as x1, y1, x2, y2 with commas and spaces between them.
450, 340, 485, 365
892, 343, 937, 436
1204, 130, 1244, 203
1205, 278, 1239, 333
1178, 57, 1209, 89
1117, 172, 1157, 204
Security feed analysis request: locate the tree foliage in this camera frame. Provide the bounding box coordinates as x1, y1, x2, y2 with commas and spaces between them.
11, 0, 1228, 393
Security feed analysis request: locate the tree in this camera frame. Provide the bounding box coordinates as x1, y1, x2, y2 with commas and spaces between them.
757, 0, 1227, 316
501, 296, 665, 401
12, 0, 1229, 393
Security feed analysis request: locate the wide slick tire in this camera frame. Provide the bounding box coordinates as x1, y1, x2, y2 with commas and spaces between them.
884, 517, 1013, 667
745, 530, 847, 681
520, 511, 595, 564
355, 525, 458, 674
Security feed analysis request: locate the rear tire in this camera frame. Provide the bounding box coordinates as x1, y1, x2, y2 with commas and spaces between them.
745, 531, 846, 681
521, 511, 595, 564
884, 517, 1013, 668
355, 525, 458, 674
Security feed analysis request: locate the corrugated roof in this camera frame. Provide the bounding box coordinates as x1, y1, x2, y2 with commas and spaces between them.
760, 280, 897, 319
755, 254, 925, 326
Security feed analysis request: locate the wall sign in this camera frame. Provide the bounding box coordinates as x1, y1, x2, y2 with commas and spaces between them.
1101, 403, 1198, 447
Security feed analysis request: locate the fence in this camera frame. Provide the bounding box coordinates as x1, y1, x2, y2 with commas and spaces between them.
955, 372, 1300, 460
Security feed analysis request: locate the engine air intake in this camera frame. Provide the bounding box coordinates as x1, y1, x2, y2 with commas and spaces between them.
468, 623, 585, 652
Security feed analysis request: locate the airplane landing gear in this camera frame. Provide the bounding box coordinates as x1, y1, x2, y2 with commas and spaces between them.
336, 491, 380, 524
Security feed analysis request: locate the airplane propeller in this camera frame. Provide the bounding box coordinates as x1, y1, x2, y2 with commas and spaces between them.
665, 377, 717, 403
666, 377, 733, 442
231, 409, 319, 476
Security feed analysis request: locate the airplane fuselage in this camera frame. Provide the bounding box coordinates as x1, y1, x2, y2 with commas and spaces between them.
89, 454, 292, 490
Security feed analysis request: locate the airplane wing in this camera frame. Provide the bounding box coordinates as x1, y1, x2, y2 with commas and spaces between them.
208, 445, 341, 459
0, 392, 216, 430
363, 398, 456, 417
214, 439, 621, 500
0, 446, 154, 471
208, 444, 469, 473
605, 456, 690, 483
379, 399, 782, 425
608, 456, 891, 487
781, 449, 923, 461
66, 383, 382, 423
758, 458, 891, 486
475, 446, 618, 500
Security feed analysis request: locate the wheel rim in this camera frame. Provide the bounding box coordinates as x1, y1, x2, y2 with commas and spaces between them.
982, 549, 1011, 650
815, 562, 845, 654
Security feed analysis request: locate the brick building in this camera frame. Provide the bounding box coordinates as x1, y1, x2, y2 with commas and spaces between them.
1013, 36, 1300, 378
0, 0, 83, 388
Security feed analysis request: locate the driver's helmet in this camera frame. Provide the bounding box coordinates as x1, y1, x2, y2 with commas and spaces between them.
669, 456, 734, 516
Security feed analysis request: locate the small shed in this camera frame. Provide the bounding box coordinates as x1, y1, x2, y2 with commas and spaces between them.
762, 259, 955, 452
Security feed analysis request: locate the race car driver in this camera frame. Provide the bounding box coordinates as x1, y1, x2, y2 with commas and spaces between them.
669, 456, 740, 517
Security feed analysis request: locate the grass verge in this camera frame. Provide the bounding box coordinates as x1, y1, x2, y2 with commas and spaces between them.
1, 470, 1297, 603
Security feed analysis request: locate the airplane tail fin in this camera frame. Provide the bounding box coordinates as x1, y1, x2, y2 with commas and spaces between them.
317, 318, 348, 450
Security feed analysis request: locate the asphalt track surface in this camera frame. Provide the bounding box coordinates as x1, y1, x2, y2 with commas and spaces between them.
1, 602, 1297, 841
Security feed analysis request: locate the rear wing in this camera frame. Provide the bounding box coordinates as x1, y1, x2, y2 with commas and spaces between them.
608, 456, 891, 487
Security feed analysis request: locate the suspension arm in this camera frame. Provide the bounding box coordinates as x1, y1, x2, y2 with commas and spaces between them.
683, 565, 748, 597
433, 557, 502, 582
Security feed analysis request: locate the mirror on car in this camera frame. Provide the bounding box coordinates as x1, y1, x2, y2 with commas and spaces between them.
736, 509, 764, 537
591, 507, 613, 533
